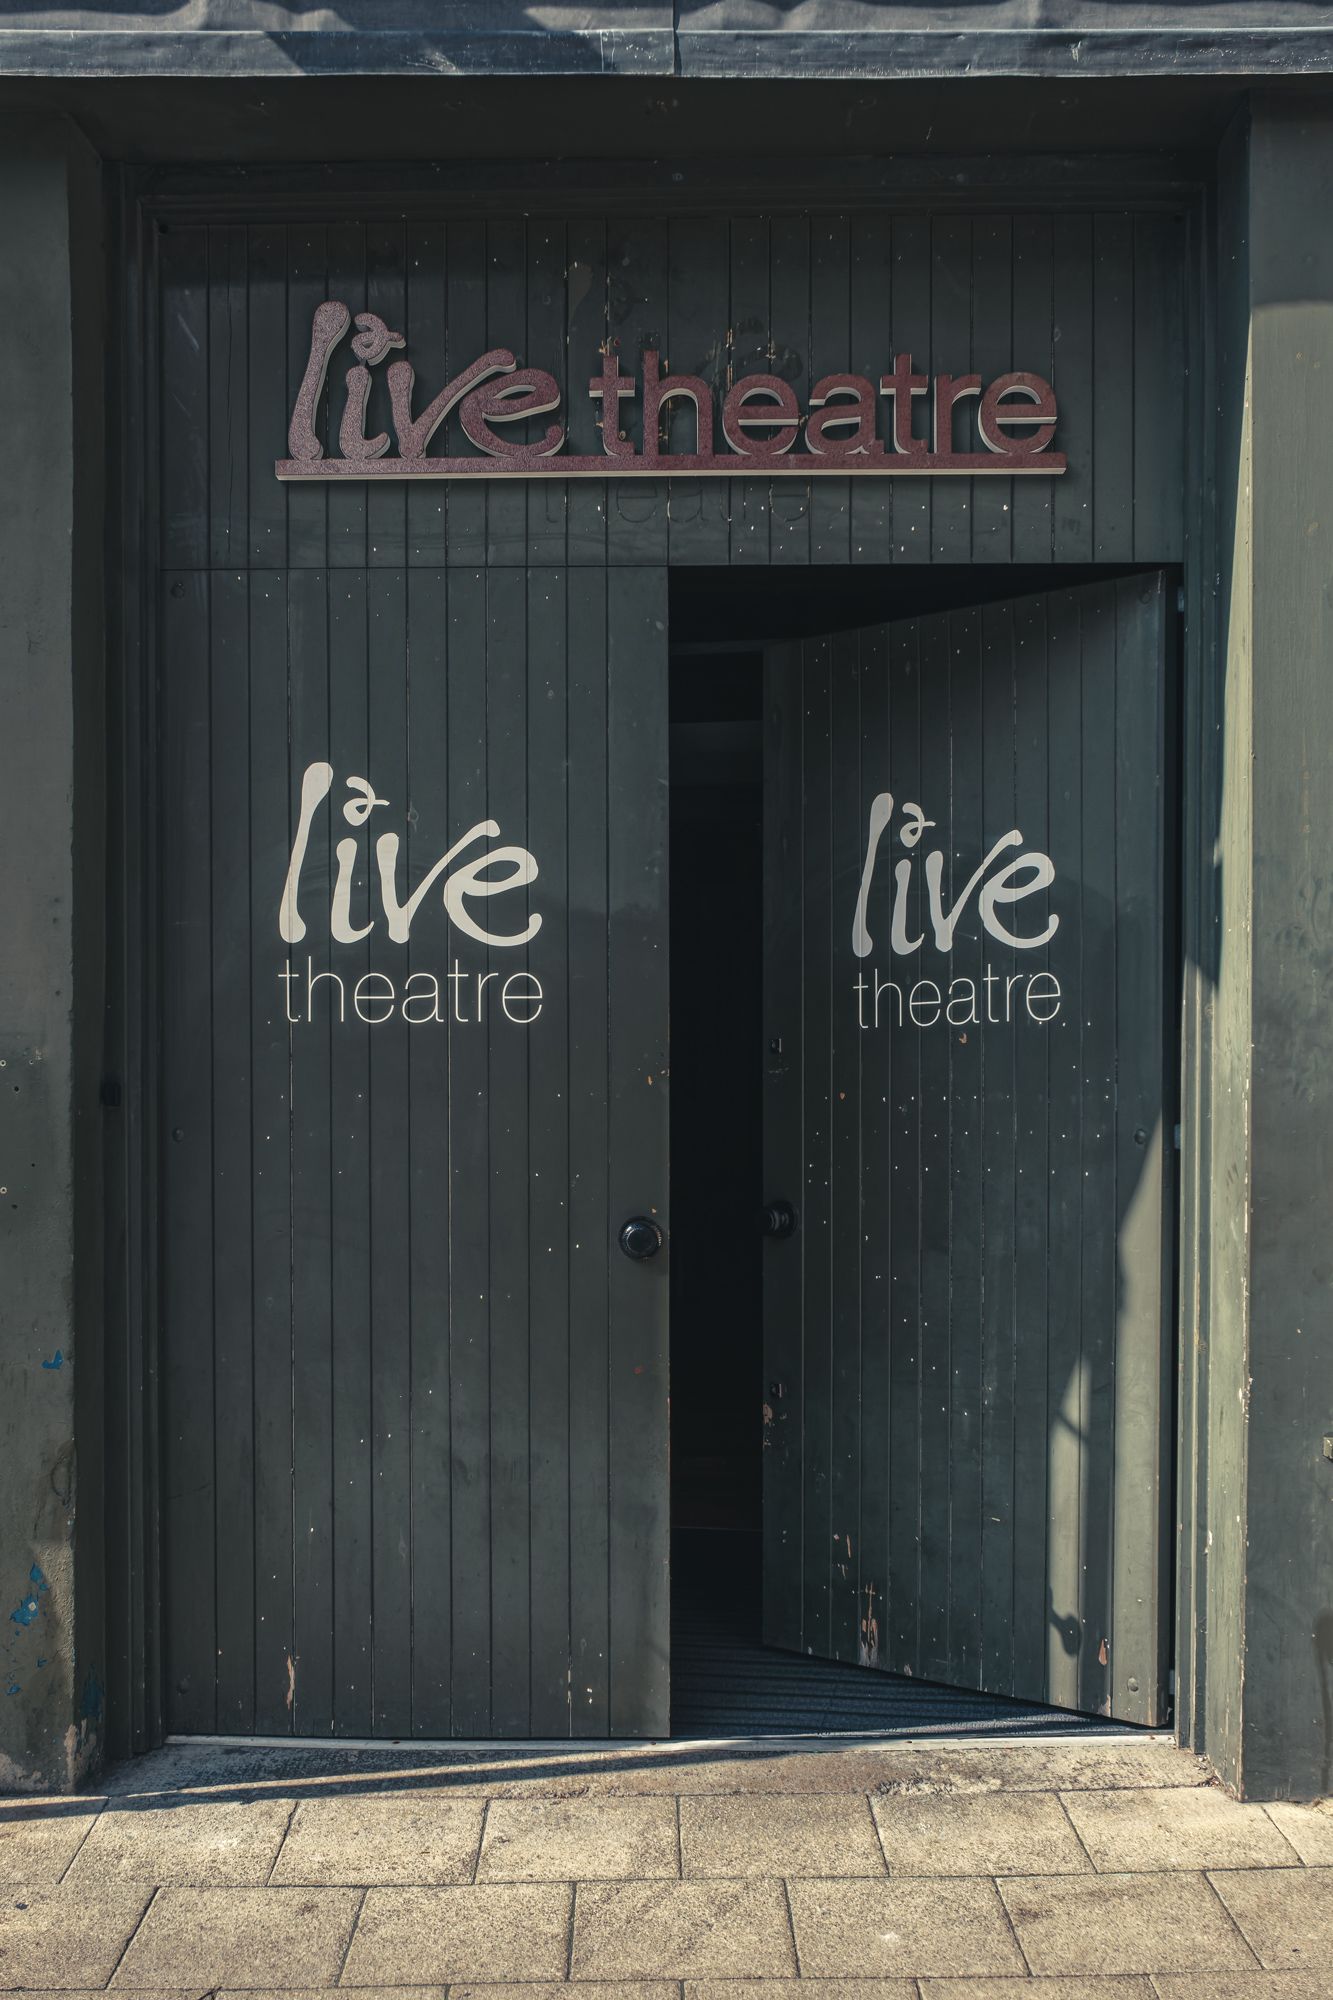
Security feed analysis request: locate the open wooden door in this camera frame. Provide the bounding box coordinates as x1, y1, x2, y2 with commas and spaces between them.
761, 576, 1172, 1724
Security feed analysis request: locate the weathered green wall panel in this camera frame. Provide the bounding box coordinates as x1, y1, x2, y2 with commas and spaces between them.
1184, 95, 1333, 1801
0, 117, 105, 1793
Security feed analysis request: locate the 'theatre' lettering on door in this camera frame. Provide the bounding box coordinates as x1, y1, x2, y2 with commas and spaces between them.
275, 301, 1068, 482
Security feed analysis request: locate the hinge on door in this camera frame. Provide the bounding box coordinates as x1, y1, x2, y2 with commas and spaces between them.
1176, 585, 1186, 615
1173, 1123, 1182, 1151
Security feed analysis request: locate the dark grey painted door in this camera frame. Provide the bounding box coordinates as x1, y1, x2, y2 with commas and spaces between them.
159, 563, 669, 1739
762, 576, 1172, 1723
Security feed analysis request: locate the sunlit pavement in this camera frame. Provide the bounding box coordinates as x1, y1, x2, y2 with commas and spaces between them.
0, 1734, 1330, 1995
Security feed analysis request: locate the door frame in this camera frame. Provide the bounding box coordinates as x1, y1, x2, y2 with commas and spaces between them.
103, 156, 1211, 1760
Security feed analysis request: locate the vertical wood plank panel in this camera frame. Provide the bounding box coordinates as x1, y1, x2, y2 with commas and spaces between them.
971, 219, 1013, 565
406, 223, 447, 568
666, 214, 730, 564
799, 635, 833, 1659
850, 215, 893, 566
405, 564, 453, 1735
945, 609, 984, 1686
526, 222, 570, 567
929, 218, 973, 563
486, 218, 529, 568
486, 566, 533, 1735
366, 223, 408, 569
889, 219, 929, 561
607, 220, 668, 566
606, 566, 670, 1736
1011, 218, 1055, 564
1077, 583, 1118, 1717
247, 226, 288, 571
1009, 595, 1053, 1702
287, 565, 335, 1735
248, 568, 296, 1734
446, 565, 492, 1735
566, 220, 609, 567
160, 570, 216, 1733
368, 568, 414, 1736
1093, 216, 1135, 562
209, 567, 256, 1733
286, 226, 328, 569
444, 223, 488, 566
979, 601, 1018, 1693
527, 567, 573, 1735
768, 215, 812, 565
327, 569, 374, 1735
567, 573, 611, 1731
161, 228, 210, 570
810, 216, 852, 564
207, 226, 248, 570
855, 627, 891, 1668
327, 223, 368, 570
1112, 574, 1170, 1724
886, 618, 923, 1670
914, 613, 953, 1682
828, 629, 862, 1659
1043, 592, 1085, 1712
761, 641, 805, 1655
729, 216, 772, 566
1052, 216, 1095, 563
1133, 217, 1186, 562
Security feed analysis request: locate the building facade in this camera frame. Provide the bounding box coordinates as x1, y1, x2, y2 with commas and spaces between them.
2, 5, 1333, 1802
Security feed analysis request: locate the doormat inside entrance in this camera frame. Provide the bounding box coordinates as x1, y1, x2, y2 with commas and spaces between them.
670, 1530, 1132, 1739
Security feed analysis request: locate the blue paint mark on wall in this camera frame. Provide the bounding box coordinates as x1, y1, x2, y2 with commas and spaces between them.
41, 1350, 64, 1370
9, 1565, 48, 1628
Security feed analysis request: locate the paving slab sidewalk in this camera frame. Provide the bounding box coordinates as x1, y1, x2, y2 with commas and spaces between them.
0, 1736, 1330, 1994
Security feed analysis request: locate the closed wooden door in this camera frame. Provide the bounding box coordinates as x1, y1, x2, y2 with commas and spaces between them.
762, 576, 1172, 1723
159, 562, 670, 1738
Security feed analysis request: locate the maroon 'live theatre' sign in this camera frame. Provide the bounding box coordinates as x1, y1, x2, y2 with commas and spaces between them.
276, 301, 1067, 482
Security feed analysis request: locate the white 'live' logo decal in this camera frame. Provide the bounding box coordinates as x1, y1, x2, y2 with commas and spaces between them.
280, 760, 540, 949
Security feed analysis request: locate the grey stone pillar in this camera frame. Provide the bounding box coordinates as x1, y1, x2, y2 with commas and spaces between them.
1182, 94, 1333, 1801
0, 116, 105, 1793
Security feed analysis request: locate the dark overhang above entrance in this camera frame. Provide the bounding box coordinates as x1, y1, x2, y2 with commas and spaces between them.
2, 0, 1332, 80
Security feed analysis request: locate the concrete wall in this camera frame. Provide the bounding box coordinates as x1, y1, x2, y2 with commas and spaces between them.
1190, 94, 1333, 1800
0, 115, 105, 1793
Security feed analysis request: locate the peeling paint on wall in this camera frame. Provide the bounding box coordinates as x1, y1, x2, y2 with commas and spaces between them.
9, 1565, 47, 1628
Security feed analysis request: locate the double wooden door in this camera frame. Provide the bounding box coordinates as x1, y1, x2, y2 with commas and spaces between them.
159, 559, 1171, 1736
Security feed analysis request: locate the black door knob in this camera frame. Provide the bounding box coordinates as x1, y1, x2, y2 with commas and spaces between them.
762, 1200, 798, 1239
619, 1216, 663, 1261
